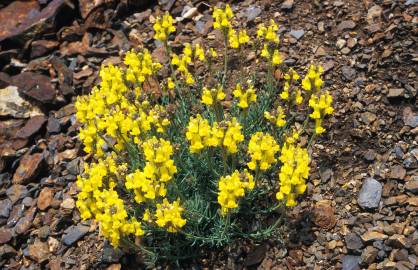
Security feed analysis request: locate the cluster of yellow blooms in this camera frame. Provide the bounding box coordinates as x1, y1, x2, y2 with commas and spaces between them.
76, 154, 144, 247
186, 115, 244, 154
74, 4, 336, 253
155, 199, 187, 232
153, 12, 176, 42
201, 85, 226, 106
218, 170, 254, 215
232, 83, 257, 109
247, 132, 281, 171
276, 142, 310, 207
125, 137, 177, 203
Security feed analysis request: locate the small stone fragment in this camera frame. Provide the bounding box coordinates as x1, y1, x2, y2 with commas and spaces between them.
0, 228, 13, 244
342, 255, 361, 270
361, 231, 388, 242
281, 0, 294, 10
13, 153, 44, 184
15, 115, 46, 139
337, 20, 356, 32
60, 198, 75, 210
386, 234, 411, 249
37, 187, 54, 211
405, 180, 418, 194
361, 246, 378, 265
345, 233, 363, 250
312, 200, 336, 229
289, 29, 305, 40
389, 165, 406, 180
28, 238, 50, 263
62, 224, 90, 246
245, 6, 261, 22
387, 88, 405, 98
358, 178, 382, 210
341, 66, 356, 81
0, 199, 12, 218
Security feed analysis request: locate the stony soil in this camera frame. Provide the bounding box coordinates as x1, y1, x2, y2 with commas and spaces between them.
0, 0, 417, 269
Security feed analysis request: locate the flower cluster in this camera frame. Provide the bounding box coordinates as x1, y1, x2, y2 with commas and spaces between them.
232, 83, 257, 109
257, 20, 280, 43
276, 142, 310, 207
228, 29, 250, 49
201, 85, 226, 106
153, 12, 176, 42
309, 91, 334, 134
155, 199, 187, 232
125, 49, 162, 85
172, 43, 204, 85
301, 64, 324, 92
218, 170, 254, 215
212, 4, 234, 32
247, 132, 280, 171
280, 68, 303, 105
125, 137, 177, 203
264, 106, 286, 127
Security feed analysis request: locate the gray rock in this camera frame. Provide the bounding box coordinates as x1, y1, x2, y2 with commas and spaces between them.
62, 224, 89, 246
337, 20, 356, 32
0, 86, 43, 118
281, 0, 294, 10
0, 199, 12, 218
289, 29, 305, 40
345, 233, 363, 250
405, 0, 418, 5
405, 180, 418, 194
47, 116, 61, 134
342, 255, 361, 270
245, 6, 261, 22
361, 246, 378, 265
341, 66, 356, 81
358, 178, 382, 210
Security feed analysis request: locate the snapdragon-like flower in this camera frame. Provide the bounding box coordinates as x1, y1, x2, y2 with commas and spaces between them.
124, 49, 162, 85
212, 4, 234, 32
247, 132, 280, 171
222, 118, 244, 153
228, 29, 250, 49
257, 20, 280, 43
155, 199, 187, 232
201, 85, 226, 106
153, 12, 176, 42
218, 170, 254, 215
280, 68, 303, 105
186, 114, 212, 153
308, 91, 333, 134
301, 64, 324, 92
232, 83, 257, 109
264, 106, 286, 127
276, 142, 310, 207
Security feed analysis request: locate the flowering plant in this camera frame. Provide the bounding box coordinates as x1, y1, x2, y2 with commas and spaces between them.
75, 3, 333, 266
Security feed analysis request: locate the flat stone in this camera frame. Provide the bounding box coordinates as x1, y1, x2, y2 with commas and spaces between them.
289, 29, 305, 40
386, 234, 411, 249
361, 246, 378, 265
0, 244, 17, 260
13, 152, 44, 184
0, 228, 13, 244
281, 0, 294, 10
342, 255, 361, 270
312, 200, 336, 230
15, 115, 46, 138
337, 20, 356, 32
389, 165, 406, 180
361, 112, 377, 125
345, 233, 363, 250
405, 181, 418, 194
387, 88, 405, 98
62, 224, 90, 246
403, 107, 418, 128
46, 116, 61, 134
0, 86, 43, 118
361, 231, 388, 242
0, 199, 12, 218
358, 178, 382, 210
28, 238, 50, 263
37, 187, 54, 211
60, 198, 75, 210
12, 72, 56, 104
336, 39, 346, 49
14, 207, 36, 235
6, 184, 28, 204
245, 6, 261, 22
341, 66, 356, 81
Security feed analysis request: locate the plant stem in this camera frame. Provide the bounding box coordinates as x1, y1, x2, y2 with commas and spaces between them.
222, 31, 228, 86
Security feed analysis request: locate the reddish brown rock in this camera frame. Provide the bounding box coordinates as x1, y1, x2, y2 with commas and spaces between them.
0, 228, 13, 244
37, 187, 54, 211
14, 207, 36, 235
28, 238, 50, 263
12, 72, 56, 104
313, 200, 336, 230
15, 115, 46, 139
13, 153, 45, 184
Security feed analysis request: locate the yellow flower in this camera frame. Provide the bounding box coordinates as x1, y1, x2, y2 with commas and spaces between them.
308, 91, 333, 134
222, 118, 244, 153
257, 20, 279, 43
209, 48, 218, 58
264, 106, 286, 127
201, 85, 225, 106
153, 12, 176, 42
276, 142, 309, 207
247, 132, 280, 171
155, 199, 187, 232
167, 78, 175, 90
217, 170, 254, 215
232, 83, 257, 109
272, 49, 282, 65
186, 114, 211, 153
302, 64, 324, 92
213, 4, 234, 31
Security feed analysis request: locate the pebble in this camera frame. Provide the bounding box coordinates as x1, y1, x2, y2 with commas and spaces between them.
0, 199, 12, 218
341, 66, 356, 81
361, 246, 378, 265
289, 29, 305, 40
358, 178, 382, 210
245, 6, 261, 22
62, 224, 90, 246
336, 39, 346, 49
37, 187, 54, 211
342, 255, 361, 270
345, 233, 363, 250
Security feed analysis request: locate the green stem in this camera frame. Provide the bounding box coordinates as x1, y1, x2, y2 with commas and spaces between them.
222, 31, 228, 86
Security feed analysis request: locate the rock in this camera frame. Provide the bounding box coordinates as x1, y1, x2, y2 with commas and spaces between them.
389, 165, 406, 180
0, 199, 12, 218
0, 244, 17, 260
244, 6, 262, 22
347, 38, 357, 48
405, 181, 418, 194
12, 72, 56, 104
312, 200, 336, 230
12, 152, 45, 184
244, 244, 266, 266
38, 225, 50, 239
101, 244, 123, 263
387, 88, 405, 98
362, 231, 388, 242
342, 255, 361, 270
386, 235, 411, 249
361, 112, 377, 125
281, 0, 294, 10
336, 39, 346, 49
62, 224, 90, 246
289, 29, 305, 40
107, 264, 122, 270
60, 198, 75, 210
28, 238, 50, 263
367, 5, 382, 25
402, 107, 418, 128
15, 115, 46, 138
0, 228, 13, 244
337, 20, 356, 32
405, 0, 418, 5
6, 184, 28, 204
14, 207, 36, 235
341, 66, 356, 81
364, 149, 376, 162
6, 204, 24, 227
30, 39, 59, 59
345, 233, 363, 250
37, 187, 54, 211
358, 178, 382, 210
46, 116, 61, 134
0, 86, 43, 118
361, 246, 378, 265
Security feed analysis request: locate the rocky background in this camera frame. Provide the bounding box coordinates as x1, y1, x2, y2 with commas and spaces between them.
0, 0, 417, 269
